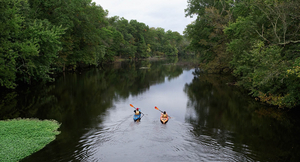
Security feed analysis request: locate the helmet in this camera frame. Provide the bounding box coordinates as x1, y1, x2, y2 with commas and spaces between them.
136, 108, 139, 110
163, 111, 166, 114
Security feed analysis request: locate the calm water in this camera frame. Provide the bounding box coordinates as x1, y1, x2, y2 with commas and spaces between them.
1, 59, 300, 162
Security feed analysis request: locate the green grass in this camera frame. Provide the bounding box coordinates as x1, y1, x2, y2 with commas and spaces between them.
0, 118, 61, 162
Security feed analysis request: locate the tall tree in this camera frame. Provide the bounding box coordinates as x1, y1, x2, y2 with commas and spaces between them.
224, 0, 300, 108
185, 0, 233, 73
0, 0, 64, 88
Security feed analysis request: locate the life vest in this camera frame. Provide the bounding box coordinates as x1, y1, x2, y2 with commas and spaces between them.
135, 111, 140, 115
163, 114, 167, 118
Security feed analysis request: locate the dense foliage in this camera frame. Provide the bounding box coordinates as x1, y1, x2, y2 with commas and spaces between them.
185, 0, 300, 108
0, 0, 191, 89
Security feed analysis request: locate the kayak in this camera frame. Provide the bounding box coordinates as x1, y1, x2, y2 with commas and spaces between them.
133, 114, 141, 122
160, 114, 169, 124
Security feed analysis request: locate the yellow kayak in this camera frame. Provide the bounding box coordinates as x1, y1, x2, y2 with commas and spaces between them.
160, 114, 169, 124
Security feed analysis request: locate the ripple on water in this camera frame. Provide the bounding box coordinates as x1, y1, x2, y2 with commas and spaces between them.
72, 115, 256, 162
73, 114, 133, 161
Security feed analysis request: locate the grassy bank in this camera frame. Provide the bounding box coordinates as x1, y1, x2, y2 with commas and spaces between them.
0, 118, 60, 161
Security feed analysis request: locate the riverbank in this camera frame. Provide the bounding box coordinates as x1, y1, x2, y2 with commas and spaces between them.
114, 56, 167, 62
0, 118, 60, 161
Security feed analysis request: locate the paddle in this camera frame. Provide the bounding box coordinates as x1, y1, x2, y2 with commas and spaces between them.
154, 106, 171, 118
130, 104, 145, 116
130, 104, 137, 110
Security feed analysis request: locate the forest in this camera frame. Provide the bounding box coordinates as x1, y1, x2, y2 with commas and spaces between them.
185, 0, 300, 108
0, 0, 191, 89
1, 0, 300, 109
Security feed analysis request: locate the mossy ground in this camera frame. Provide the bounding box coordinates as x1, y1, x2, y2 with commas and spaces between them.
0, 118, 60, 162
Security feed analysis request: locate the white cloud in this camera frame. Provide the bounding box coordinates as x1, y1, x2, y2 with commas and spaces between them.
92, 0, 196, 34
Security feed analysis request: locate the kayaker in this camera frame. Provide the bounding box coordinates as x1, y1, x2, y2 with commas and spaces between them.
162, 111, 168, 118
134, 108, 141, 115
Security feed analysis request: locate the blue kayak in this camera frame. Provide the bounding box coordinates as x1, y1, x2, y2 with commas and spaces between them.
133, 114, 141, 122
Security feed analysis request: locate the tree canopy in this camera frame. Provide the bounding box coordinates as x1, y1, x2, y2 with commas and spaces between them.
0, 0, 191, 89
184, 0, 300, 108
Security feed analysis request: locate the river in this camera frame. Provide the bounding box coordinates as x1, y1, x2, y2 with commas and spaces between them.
1, 58, 300, 162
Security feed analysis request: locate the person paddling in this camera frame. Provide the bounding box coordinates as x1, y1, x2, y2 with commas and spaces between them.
134, 108, 142, 115
155, 106, 170, 124
162, 111, 168, 118
160, 111, 169, 124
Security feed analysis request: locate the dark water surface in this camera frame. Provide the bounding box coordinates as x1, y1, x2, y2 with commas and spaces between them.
1, 59, 300, 162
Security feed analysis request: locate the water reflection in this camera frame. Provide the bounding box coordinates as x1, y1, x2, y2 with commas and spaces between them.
184, 68, 300, 161
1, 58, 300, 162
0, 60, 184, 120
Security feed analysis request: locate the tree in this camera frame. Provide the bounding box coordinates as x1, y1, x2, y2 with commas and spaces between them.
0, 0, 64, 88
224, 0, 300, 108
0, 0, 23, 88
185, 0, 233, 73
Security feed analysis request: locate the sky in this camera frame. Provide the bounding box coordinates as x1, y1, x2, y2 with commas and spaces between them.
92, 0, 197, 35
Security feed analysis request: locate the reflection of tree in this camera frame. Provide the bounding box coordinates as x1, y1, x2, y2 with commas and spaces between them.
0, 59, 186, 120
112, 59, 184, 98
184, 68, 300, 161
1, 56, 194, 119
0, 92, 18, 119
